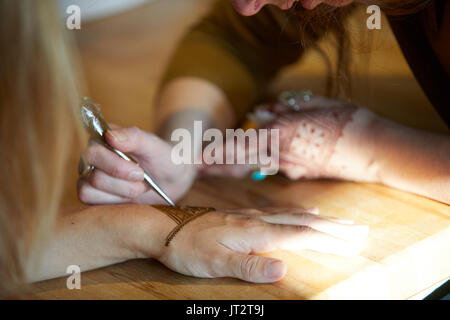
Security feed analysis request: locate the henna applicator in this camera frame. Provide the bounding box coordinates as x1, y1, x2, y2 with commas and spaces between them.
80, 97, 175, 206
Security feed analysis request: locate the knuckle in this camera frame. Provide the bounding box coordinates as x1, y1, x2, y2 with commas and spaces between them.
128, 126, 142, 139
240, 256, 258, 281
85, 144, 102, 164
110, 163, 125, 179
240, 216, 265, 229
294, 225, 314, 234
89, 171, 104, 189
84, 147, 95, 164
126, 183, 145, 199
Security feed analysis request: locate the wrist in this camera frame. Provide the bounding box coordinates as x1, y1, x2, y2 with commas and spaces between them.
327, 108, 381, 183
127, 205, 176, 259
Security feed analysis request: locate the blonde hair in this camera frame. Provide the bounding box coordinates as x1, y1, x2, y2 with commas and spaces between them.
0, 0, 85, 296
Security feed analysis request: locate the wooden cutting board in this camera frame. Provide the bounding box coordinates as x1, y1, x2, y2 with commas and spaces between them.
30, 176, 450, 299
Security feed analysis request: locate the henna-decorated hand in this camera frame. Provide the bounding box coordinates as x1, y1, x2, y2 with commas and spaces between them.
266, 96, 362, 180
200, 96, 378, 182
155, 207, 369, 283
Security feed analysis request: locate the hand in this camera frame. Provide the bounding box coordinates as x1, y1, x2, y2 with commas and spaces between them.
156, 207, 369, 283
265, 96, 363, 180
200, 96, 378, 182
77, 126, 196, 205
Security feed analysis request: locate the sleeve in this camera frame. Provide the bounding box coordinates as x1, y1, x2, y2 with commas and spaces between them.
160, 0, 307, 123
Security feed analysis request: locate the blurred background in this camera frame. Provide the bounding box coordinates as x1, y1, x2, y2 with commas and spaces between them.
58, 0, 448, 205
59, 0, 152, 22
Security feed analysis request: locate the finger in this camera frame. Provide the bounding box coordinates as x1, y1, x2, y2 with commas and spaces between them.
254, 102, 290, 115
77, 178, 130, 205
108, 123, 122, 130
223, 207, 319, 218
253, 103, 272, 113
250, 104, 279, 124
224, 207, 309, 214
222, 208, 264, 216
224, 251, 286, 283
105, 126, 163, 159
271, 102, 292, 114
261, 213, 368, 241
260, 207, 320, 215
88, 169, 148, 199
85, 142, 144, 181
272, 225, 366, 256
296, 96, 353, 110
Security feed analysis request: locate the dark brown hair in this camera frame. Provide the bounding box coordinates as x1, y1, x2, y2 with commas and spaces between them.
286, 0, 431, 99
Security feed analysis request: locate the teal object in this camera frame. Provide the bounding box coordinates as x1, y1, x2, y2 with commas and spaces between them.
252, 171, 267, 181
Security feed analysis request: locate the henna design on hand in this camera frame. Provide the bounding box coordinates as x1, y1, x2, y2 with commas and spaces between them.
270, 105, 357, 179
152, 205, 216, 246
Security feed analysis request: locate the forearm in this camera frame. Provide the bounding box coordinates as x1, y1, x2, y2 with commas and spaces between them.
155, 77, 235, 173
331, 109, 450, 203
30, 204, 174, 282
369, 116, 450, 204
156, 77, 235, 140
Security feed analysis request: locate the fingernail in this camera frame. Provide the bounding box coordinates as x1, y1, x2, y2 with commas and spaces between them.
129, 170, 144, 181
108, 130, 126, 142
264, 260, 285, 279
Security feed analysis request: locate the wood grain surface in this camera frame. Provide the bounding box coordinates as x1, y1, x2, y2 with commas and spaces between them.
29, 0, 449, 299
31, 177, 450, 299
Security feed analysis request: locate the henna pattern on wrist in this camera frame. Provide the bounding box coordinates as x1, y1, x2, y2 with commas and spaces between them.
271, 105, 357, 179
152, 205, 216, 246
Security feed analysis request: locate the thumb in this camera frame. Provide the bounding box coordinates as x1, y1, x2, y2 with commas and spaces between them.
226, 253, 286, 283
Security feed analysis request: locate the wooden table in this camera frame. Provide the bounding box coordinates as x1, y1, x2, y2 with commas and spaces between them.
31, 176, 449, 299
30, 0, 449, 299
